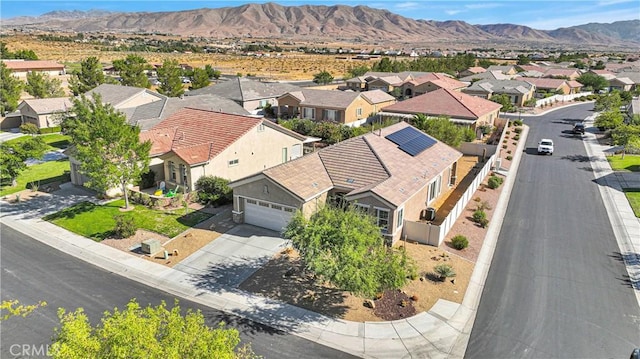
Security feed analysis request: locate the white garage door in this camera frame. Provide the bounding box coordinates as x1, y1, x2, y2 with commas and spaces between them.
244, 198, 296, 232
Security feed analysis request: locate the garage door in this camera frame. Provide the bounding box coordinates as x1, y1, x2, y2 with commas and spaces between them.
244, 198, 296, 232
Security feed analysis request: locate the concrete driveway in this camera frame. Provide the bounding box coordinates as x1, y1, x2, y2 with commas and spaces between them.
173, 224, 287, 288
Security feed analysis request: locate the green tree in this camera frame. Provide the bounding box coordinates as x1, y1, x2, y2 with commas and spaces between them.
62, 94, 151, 209
25, 71, 65, 98
576, 73, 609, 92
195, 176, 232, 206
0, 137, 47, 186
204, 64, 221, 80
283, 205, 417, 297
312, 70, 334, 85
489, 94, 513, 113
0, 62, 24, 113
190, 68, 210, 90
112, 55, 150, 88
611, 124, 640, 154
417, 116, 468, 147
516, 54, 531, 65
68, 57, 107, 95
156, 59, 184, 97
346, 65, 369, 79
592, 60, 606, 70
594, 91, 622, 112
594, 110, 624, 130
50, 299, 256, 359
1, 300, 47, 321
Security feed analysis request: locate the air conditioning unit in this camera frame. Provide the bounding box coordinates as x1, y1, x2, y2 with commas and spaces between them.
422, 207, 436, 222
141, 238, 161, 254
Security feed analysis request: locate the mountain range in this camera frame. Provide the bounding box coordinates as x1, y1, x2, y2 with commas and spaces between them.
3, 3, 639, 49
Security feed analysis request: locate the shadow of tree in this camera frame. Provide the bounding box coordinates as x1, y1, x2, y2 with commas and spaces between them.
608, 251, 640, 290
0, 184, 100, 221
524, 147, 539, 155
187, 254, 350, 334
561, 154, 595, 162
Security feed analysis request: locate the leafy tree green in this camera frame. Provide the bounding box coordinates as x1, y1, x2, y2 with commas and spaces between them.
156, 59, 184, 97
346, 65, 369, 79
68, 57, 107, 95
190, 68, 210, 90
313, 70, 334, 85
25, 71, 65, 98
594, 91, 622, 112
0, 137, 47, 186
594, 110, 624, 130
411, 115, 468, 147
476, 59, 496, 69
0, 42, 38, 60
112, 55, 150, 88
283, 205, 417, 297
611, 124, 640, 153
592, 60, 606, 70
195, 176, 232, 206
516, 54, 531, 65
489, 94, 513, 113
204, 64, 221, 80
0, 62, 24, 113
19, 123, 39, 135
50, 299, 256, 359
1, 300, 47, 321
62, 94, 151, 209
576, 73, 609, 92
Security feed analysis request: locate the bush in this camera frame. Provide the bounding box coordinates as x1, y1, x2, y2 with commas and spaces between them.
487, 175, 504, 189
113, 214, 136, 238
506, 155, 513, 160
505, 131, 511, 135
514, 135, 520, 140
451, 235, 469, 250
502, 145, 507, 149
512, 119, 523, 126
137, 169, 156, 189
514, 127, 523, 134
472, 209, 486, 223
19, 123, 39, 135
477, 200, 492, 211
433, 264, 456, 281
195, 176, 232, 206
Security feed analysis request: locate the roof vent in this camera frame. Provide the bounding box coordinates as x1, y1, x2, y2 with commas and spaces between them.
346, 178, 355, 184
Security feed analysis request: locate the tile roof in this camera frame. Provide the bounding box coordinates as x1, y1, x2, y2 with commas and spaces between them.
459, 70, 514, 82
543, 68, 581, 77
258, 122, 462, 207
381, 88, 502, 119
139, 108, 264, 165
407, 73, 466, 90
360, 90, 396, 104
284, 89, 361, 109
186, 77, 300, 102
463, 79, 534, 95
20, 98, 72, 114
3, 60, 64, 70
87, 84, 157, 107
516, 77, 569, 90
464, 66, 487, 74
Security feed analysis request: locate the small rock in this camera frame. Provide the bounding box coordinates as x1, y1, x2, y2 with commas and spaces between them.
364, 299, 375, 309
451, 279, 456, 284
420, 277, 425, 282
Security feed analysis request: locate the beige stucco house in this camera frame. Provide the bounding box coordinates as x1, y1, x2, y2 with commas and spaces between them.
229, 121, 462, 243
138, 108, 307, 192
515, 77, 582, 95
17, 98, 72, 129
462, 79, 536, 107
379, 88, 502, 129
277, 89, 396, 127
400, 73, 467, 98
2, 60, 65, 78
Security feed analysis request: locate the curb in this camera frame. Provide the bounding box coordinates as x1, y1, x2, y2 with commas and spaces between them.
447, 124, 530, 358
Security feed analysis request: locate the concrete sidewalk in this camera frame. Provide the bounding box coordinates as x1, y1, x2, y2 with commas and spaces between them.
2, 115, 639, 357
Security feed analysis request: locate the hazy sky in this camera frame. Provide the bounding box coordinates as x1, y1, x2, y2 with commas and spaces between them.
1, 0, 638, 30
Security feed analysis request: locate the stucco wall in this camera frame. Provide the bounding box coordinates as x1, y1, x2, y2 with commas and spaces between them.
118, 91, 162, 108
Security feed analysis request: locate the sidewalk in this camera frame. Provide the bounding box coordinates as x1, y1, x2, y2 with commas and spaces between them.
2, 117, 638, 357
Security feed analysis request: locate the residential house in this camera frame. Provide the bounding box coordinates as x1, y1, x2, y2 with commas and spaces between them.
185, 77, 300, 114
16, 98, 73, 129
515, 77, 582, 96
609, 77, 634, 92
462, 79, 536, 107
543, 68, 582, 80
2, 60, 65, 78
400, 73, 466, 98
458, 66, 486, 78
486, 65, 518, 76
277, 89, 396, 127
459, 70, 515, 83
627, 97, 640, 119
345, 71, 431, 92
379, 88, 502, 129
617, 71, 640, 91
229, 121, 462, 244
135, 108, 307, 192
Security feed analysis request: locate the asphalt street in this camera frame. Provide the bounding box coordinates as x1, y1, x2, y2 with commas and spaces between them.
466, 103, 640, 358
0, 224, 356, 359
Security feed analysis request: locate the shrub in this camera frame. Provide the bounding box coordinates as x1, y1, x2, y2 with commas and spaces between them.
137, 169, 156, 189
195, 176, 232, 206
434, 264, 456, 281
478, 218, 489, 228
477, 200, 492, 211
506, 155, 513, 160
514, 135, 520, 140
505, 131, 511, 135
507, 150, 512, 154
39, 126, 62, 134
502, 145, 507, 149
512, 119, 523, 126
473, 196, 481, 202
472, 209, 486, 223
503, 139, 507, 143
113, 214, 136, 238
451, 235, 469, 250
513, 142, 517, 146
487, 175, 504, 189
514, 127, 523, 134
20, 123, 39, 135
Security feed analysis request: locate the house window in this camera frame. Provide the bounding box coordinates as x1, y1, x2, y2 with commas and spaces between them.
356, 107, 363, 117
375, 208, 389, 232
246, 199, 257, 205
180, 164, 187, 185
303, 107, 315, 119
168, 161, 176, 181
354, 203, 370, 213
427, 175, 442, 203
228, 159, 239, 167
324, 109, 337, 122
397, 208, 404, 229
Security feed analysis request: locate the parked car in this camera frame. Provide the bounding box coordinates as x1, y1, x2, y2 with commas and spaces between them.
537, 139, 554, 155
572, 122, 585, 135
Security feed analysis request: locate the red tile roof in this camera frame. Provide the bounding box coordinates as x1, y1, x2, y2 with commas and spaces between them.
381, 88, 501, 119
3, 60, 64, 71
140, 108, 263, 164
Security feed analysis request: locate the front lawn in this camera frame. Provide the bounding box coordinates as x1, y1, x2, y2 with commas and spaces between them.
44, 199, 213, 241
4, 133, 71, 150
0, 160, 70, 196
608, 154, 640, 172
624, 189, 640, 218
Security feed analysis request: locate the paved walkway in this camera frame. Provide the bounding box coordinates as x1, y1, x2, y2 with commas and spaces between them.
1, 116, 638, 358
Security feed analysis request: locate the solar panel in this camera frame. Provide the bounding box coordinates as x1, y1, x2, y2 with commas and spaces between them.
384, 126, 422, 146
399, 134, 437, 156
